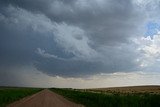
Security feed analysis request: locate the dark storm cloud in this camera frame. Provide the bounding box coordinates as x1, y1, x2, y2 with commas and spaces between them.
0, 0, 148, 78
0, 0, 144, 45
34, 56, 103, 77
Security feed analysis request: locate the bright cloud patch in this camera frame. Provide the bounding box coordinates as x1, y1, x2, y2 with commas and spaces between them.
134, 32, 160, 71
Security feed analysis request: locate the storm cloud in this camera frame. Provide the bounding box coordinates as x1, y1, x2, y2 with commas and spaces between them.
0, 0, 160, 87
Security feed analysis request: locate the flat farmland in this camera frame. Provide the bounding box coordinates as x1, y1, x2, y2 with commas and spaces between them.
86, 85, 160, 94
0, 87, 42, 107
1, 86, 160, 107
51, 86, 160, 107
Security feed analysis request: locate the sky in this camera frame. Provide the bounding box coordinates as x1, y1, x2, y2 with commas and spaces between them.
0, 0, 160, 88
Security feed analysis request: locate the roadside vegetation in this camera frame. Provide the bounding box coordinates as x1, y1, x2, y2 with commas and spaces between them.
0, 87, 42, 107
51, 88, 160, 107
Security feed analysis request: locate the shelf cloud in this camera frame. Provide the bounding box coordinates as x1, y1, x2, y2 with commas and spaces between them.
0, 0, 160, 87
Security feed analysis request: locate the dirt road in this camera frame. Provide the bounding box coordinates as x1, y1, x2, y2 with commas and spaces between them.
7, 89, 84, 107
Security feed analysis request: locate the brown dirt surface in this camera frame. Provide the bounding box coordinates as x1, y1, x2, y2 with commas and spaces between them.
86, 85, 160, 94
7, 89, 84, 107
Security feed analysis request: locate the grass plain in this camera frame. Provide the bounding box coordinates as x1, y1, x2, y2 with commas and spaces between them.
1, 86, 160, 107
51, 86, 160, 107
87, 85, 160, 94
0, 87, 42, 107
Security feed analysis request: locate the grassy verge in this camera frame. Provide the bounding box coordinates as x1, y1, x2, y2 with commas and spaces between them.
50, 88, 160, 107
0, 87, 42, 107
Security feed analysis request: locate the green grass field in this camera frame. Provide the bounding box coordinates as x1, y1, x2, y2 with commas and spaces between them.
51, 88, 160, 107
0, 87, 42, 107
